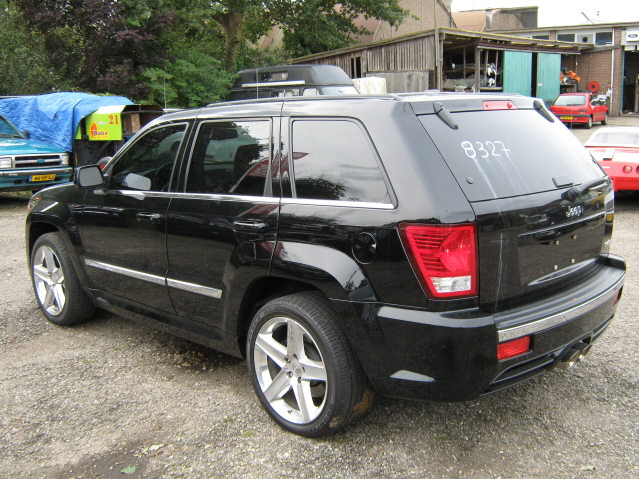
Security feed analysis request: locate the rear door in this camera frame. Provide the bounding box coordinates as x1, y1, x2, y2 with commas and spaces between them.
415, 98, 611, 311
165, 116, 280, 328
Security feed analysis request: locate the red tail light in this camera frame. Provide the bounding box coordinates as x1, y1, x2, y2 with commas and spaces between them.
399, 223, 478, 298
623, 165, 633, 174
497, 336, 531, 360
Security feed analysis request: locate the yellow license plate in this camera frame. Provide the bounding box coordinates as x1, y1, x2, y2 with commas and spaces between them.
30, 174, 56, 182
561, 116, 573, 120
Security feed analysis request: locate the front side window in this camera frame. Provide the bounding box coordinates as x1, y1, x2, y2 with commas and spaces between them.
186, 120, 271, 196
109, 124, 186, 191
291, 119, 390, 204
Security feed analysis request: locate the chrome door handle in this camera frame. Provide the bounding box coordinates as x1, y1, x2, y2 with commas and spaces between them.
233, 220, 267, 231
137, 212, 162, 222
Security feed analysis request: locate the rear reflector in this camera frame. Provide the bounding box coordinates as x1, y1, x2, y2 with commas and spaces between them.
483, 101, 517, 110
497, 336, 531, 360
399, 223, 478, 298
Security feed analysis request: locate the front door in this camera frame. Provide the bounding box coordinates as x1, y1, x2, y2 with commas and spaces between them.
80, 123, 189, 312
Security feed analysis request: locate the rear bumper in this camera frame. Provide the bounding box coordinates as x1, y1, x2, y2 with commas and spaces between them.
340, 254, 625, 402
558, 114, 590, 123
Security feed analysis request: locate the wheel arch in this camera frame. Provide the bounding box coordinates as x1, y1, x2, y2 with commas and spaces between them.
235, 276, 321, 357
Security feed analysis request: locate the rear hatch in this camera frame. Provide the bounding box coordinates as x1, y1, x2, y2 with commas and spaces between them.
413, 96, 612, 313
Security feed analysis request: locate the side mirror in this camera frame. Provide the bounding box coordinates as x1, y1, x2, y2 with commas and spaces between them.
21, 130, 30, 139
97, 156, 112, 170
74, 165, 105, 189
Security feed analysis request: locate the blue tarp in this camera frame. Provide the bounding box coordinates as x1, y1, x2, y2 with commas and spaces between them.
0, 92, 133, 152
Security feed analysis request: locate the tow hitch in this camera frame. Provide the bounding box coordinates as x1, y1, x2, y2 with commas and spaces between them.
556, 339, 593, 370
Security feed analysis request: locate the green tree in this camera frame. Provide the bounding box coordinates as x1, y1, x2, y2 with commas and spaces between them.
210, 0, 408, 69
0, 0, 60, 95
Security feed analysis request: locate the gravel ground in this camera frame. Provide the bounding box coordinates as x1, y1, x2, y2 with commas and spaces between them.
1, 118, 638, 478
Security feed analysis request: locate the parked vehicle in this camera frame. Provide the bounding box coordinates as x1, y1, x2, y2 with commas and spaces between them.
228, 64, 358, 101
0, 93, 163, 168
549, 92, 608, 128
585, 126, 639, 192
26, 93, 625, 437
0, 115, 72, 193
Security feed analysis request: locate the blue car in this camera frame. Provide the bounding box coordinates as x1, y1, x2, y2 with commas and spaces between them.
0, 115, 72, 193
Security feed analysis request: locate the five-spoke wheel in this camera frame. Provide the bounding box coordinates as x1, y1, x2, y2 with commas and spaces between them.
31, 233, 95, 325
247, 292, 371, 437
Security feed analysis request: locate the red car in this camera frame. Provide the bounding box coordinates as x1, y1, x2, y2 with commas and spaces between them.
549, 92, 608, 128
585, 127, 639, 192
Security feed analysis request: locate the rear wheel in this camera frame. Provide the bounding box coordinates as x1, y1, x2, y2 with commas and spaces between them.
246, 291, 372, 437
31, 233, 95, 325
585, 116, 593, 129
602, 114, 608, 125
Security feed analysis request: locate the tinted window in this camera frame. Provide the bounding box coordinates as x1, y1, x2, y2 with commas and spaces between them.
419, 110, 604, 201
186, 120, 270, 196
109, 124, 186, 191
291, 120, 390, 203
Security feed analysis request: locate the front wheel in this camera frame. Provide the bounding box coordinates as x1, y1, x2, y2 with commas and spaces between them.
247, 292, 372, 437
31, 233, 95, 326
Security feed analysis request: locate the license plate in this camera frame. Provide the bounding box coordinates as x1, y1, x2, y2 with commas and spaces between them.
561, 116, 573, 120
30, 174, 56, 182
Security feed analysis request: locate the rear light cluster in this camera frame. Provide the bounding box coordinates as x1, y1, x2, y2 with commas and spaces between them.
621, 164, 639, 174
497, 336, 531, 360
399, 223, 478, 298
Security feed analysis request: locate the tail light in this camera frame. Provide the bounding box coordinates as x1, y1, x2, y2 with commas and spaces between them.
399, 223, 478, 298
497, 336, 531, 360
623, 165, 633, 174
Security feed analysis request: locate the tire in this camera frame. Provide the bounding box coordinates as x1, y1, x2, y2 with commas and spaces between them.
31, 232, 95, 326
246, 291, 372, 437
585, 116, 593, 129
602, 114, 608, 125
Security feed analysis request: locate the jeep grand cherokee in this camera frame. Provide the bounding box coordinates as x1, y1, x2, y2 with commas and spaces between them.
26, 93, 625, 437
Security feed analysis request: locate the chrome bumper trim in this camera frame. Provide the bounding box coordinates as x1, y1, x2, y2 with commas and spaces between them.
0, 167, 73, 177
498, 277, 623, 342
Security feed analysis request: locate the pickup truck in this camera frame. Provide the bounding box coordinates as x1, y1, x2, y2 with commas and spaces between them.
0, 115, 72, 193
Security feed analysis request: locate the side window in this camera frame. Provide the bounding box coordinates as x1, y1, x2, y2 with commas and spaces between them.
291, 119, 390, 203
109, 124, 186, 191
186, 120, 270, 196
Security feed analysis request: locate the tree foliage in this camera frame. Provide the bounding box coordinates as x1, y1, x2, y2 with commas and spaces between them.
210, 0, 408, 68
0, 0, 60, 95
11, 0, 177, 98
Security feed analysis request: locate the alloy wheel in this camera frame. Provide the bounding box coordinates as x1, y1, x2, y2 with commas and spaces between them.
252, 316, 328, 424
32, 244, 66, 316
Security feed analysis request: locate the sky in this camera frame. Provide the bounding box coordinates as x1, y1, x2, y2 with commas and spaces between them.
451, 0, 639, 28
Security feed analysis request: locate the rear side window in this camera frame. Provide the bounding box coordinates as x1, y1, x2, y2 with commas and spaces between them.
186, 120, 271, 196
418, 110, 604, 201
291, 119, 390, 204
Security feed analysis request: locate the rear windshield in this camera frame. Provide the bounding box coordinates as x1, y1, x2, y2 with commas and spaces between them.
553, 95, 586, 106
418, 109, 604, 201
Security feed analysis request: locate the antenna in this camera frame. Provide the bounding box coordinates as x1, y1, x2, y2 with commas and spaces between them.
581, 12, 591, 23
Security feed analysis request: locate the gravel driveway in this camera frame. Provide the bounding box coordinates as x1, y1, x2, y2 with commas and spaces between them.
1, 118, 638, 478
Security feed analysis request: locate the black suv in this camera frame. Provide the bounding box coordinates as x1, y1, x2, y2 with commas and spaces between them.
26, 93, 625, 437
